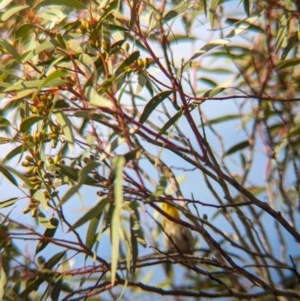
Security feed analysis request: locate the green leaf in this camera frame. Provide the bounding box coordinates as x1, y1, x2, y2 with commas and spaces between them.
100, 136, 125, 161
201, 0, 207, 16
0, 38, 22, 63
38, 212, 58, 229
225, 140, 250, 156
85, 216, 101, 250
189, 39, 230, 61
165, 174, 186, 195
78, 53, 96, 76
1, 5, 28, 21
0, 198, 18, 209
20, 115, 44, 132
288, 125, 300, 137
34, 190, 48, 211
56, 33, 67, 49
22, 39, 60, 63
5, 79, 69, 92
4, 165, 32, 187
56, 186, 81, 208
0, 137, 10, 144
151, 174, 168, 198
130, 216, 138, 274
111, 156, 125, 285
2, 145, 26, 163
55, 164, 78, 180
139, 90, 172, 124
124, 148, 141, 163
130, 205, 146, 248
54, 163, 98, 186
47, 251, 66, 269
202, 87, 226, 97
71, 198, 109, 230
248, 186, 265, 196
226, 14, 260, 38
149, 1, 190, 31
30, 70, 68, 103
179, 60, 200, 77
9, 89, 35, 101
209, 0, 220, 28
19, 276, 44, 297
0, 165, 18, 186
51, 278, 62, 301
0, 0, 13, 10
243, 0, 250, 16
201, 114, 240, 126
85, 86, 112, 108
38, 0, 86, 9
115, 51, 140, 76
136, 72, 147, 94
281, 33, 298, 61
275, 27, 286, 53
276, 58, 300, 70
54, 112, 74, 147
158, 109, 184, 136
78, 161, 100, 184
0, 266, 7, 299
35, 218, 58, 255
15, 23, 38, 41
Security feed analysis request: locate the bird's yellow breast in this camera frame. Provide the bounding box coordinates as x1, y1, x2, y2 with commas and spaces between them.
163, 202, 180, 219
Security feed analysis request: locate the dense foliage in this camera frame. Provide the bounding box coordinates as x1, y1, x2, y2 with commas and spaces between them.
0, 0, 299, 300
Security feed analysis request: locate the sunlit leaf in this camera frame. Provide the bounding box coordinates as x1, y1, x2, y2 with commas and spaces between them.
136, 72, 147, 94
5, 79, 69, 92
209, 0, 220, 28
149, 1, 190, 31
0, 0, 13, 10
0, 198, 18, 208
34, 190, 48, 211
1, 5, 28, 21
226, 14, 260, 38
9, 89, 35, 101
86, 86, 113, 108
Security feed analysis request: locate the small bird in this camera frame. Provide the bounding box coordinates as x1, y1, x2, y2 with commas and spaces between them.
163, 202, 195, 254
